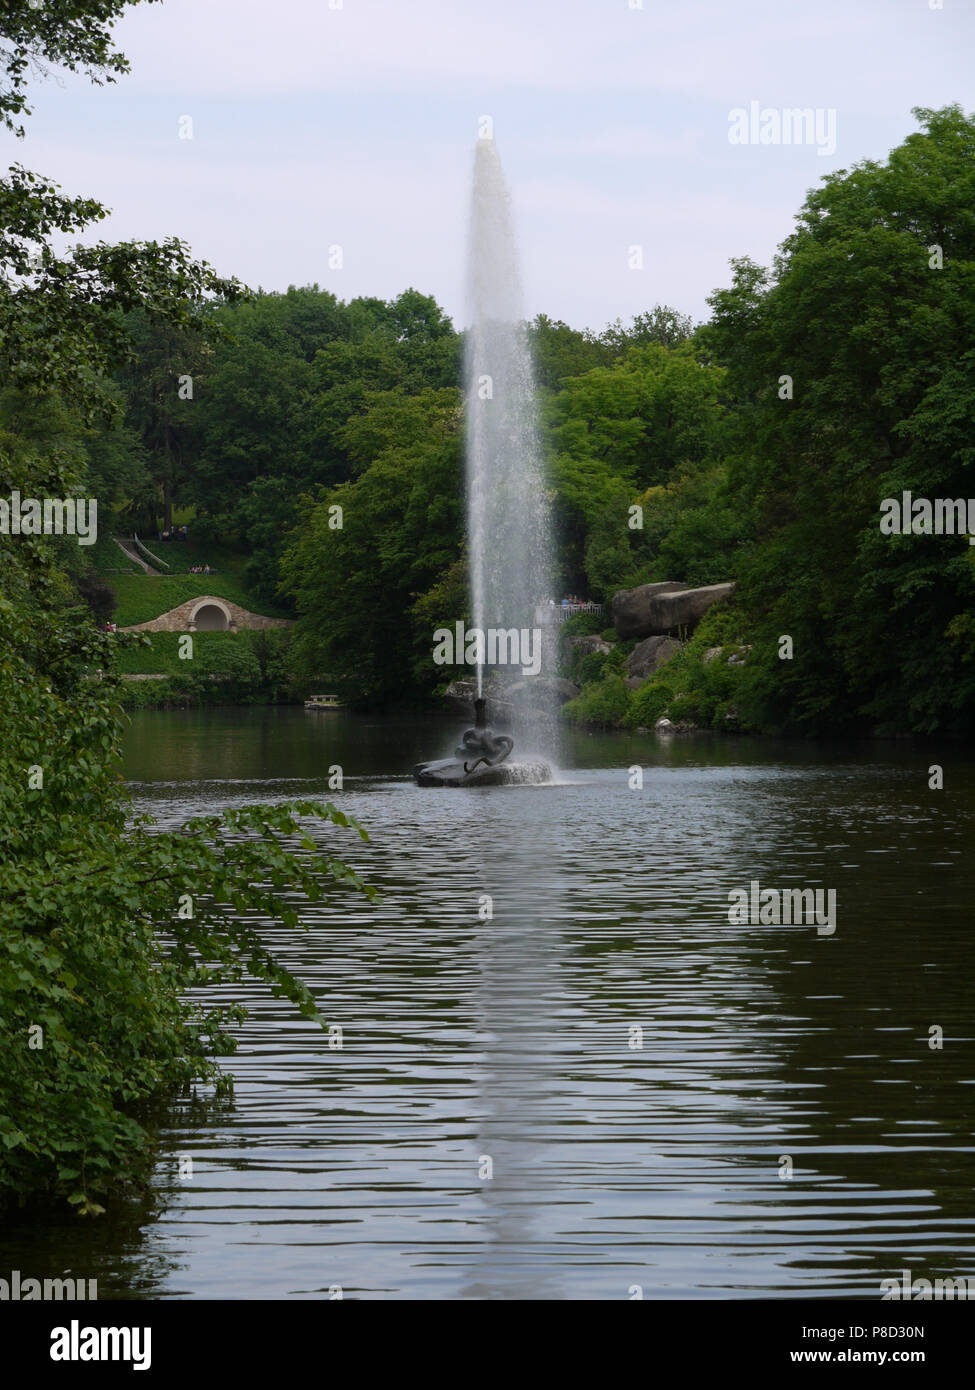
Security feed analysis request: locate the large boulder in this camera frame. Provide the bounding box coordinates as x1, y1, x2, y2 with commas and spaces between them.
611, 581, 736, 639
507, 676, 580, 707
611, 582, 686, 639
444, 673, 580, 722
443, 676, 513, 724
627, 635, 682, 680
443, 678, 477, 715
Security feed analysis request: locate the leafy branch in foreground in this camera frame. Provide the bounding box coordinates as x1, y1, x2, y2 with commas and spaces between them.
1, 455, 375, 1212
137, 800, 377, 1028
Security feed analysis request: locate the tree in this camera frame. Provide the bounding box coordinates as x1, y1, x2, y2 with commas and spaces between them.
704, 105, 975, 734
0, 0, 372, 1212
114, 311, 210, 532
0, 0, 151, 137
547, 343, 730, 593
597, 304, 695, 355
281, 389, 464, 702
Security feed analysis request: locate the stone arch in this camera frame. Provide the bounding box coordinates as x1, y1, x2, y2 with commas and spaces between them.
188, 598, 234, 632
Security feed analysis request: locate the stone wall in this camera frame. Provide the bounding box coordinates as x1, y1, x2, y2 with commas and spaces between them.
120, 595, 293, 634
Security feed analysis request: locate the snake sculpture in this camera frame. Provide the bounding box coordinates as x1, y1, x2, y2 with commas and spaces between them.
459, 725, 514, 775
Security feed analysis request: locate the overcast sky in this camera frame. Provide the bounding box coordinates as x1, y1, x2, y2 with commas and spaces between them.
9, 0, 974, 332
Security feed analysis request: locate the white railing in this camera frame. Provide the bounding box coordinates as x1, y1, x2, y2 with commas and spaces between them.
131, 532, 170, 571
553, 602, 603, 624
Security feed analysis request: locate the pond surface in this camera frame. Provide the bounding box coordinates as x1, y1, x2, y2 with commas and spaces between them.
4, 708, 975, 1299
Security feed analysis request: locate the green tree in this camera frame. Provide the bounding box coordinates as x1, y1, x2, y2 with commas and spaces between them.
548, 343, 730, 594
704, 104, 975, 734
281, 389, 464, 702
0, 0, 372, 1212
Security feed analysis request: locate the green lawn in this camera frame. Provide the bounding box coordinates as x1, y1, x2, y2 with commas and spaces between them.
107, 572, 291, 626
127, 535, 247, 577
91, 525, 292, 626
88, 535, 142, 575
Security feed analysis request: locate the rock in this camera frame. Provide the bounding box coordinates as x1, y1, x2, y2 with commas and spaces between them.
611, 582, 687, 639
443, 676, 513, 723
627, 635, 682, 679
569, 634, 612, 657
656, 714, 701, 733
625, 676, 646, 692
611, 581, 736, 640
444, 678, 477, 715
726, 644, 752, 666
702, 646, 723, 665
445, 672, 580, 722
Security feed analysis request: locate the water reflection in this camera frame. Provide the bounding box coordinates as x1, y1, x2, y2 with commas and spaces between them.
462, 799, 567, 1298
2, 709, 974, 1299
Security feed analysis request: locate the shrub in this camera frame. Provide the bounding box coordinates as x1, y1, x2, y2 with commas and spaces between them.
561, 673, 632, 727
573, 650, 610, 685
560, 611, 602, 638
627, 681, 674, 725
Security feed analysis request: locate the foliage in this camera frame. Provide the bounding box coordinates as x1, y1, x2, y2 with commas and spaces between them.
0, 3, 371, 1213
701, 104, 975, 734
624, 608, 754, 731
280, 389, 464, 703
0, 455, 374, 1209
560, 673, 632, 727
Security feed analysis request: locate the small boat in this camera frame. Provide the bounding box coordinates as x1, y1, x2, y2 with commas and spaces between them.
304, 693, 345, 710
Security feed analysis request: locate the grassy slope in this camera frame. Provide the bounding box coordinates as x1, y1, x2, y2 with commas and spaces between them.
115, 630, 248, 674
94, 538, 291, 626
107, 573, 287, 626
88, 535, 142, 574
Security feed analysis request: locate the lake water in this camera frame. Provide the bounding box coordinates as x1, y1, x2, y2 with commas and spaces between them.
4, 707, 975, 1299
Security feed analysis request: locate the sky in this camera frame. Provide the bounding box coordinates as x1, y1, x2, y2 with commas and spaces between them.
8, 0, 974, 333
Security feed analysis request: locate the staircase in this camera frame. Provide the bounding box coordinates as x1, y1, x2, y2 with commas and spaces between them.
113, 537, 161, 575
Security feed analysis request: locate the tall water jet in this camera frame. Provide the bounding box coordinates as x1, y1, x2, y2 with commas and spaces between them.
466, 137, 553, 697
414, 135, 556, 788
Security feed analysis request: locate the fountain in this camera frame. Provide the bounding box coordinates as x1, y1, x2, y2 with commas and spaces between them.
414, 134, 556, 789
415, 697, 551, 787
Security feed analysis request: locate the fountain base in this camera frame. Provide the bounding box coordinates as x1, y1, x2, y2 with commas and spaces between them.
414, 696, 552, 786
413, 756, 552, 788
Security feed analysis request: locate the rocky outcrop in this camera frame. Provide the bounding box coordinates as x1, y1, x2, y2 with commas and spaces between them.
443, 677, 491, 719
704, 643, 752, 667
611, 581, 736, 640
627, 635, 682, 681
611, 582, 686, 639
569, 634, 613, 657
507, 676, 580, 706
443, 675, 579, 722
655, 715, 699, 734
